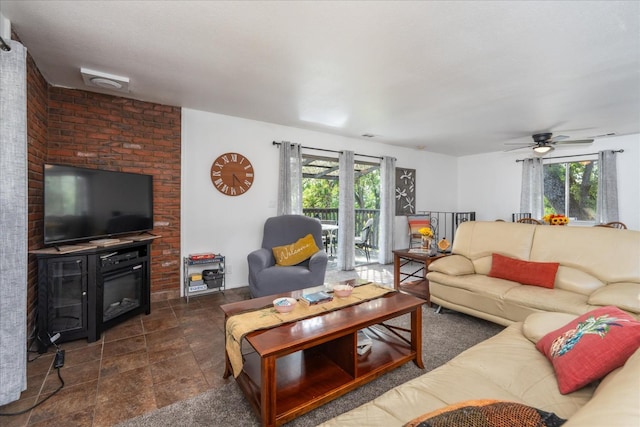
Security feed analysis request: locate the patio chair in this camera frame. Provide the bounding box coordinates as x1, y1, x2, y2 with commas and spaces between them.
355, 218, 374, 262
595, 221, 627, 229
517, 217, 542, 224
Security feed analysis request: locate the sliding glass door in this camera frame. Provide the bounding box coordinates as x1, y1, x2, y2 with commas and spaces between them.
301, 154, 380, 268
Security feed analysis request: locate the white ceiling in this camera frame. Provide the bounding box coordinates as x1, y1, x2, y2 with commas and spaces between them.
2, 1, 639, 156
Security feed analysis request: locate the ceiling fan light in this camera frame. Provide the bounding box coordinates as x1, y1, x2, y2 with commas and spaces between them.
533, 145, 554, 154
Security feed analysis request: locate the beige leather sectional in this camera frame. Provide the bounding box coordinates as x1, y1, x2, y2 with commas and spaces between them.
428, 221, 640, 324
320, 222, 640, 426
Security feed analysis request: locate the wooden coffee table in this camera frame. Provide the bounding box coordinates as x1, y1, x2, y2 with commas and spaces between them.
220, 285, 424, 427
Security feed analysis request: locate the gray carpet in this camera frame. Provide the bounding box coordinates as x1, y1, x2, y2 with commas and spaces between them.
117, 305, 504, 427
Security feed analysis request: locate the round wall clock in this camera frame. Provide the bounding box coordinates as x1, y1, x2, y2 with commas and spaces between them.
210, 152, 254, 196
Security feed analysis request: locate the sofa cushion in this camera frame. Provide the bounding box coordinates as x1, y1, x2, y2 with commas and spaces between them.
488, 253, 559, 288
427, 254, 475, 276
523, 312, 580, 344
272, 233, 320, 266
588, 282, 640, 315
502, 286, 590, 318
530, 225, 640, 286
404, 399, 567, 427
554, 266, 605, 296
536, 306, 640, 394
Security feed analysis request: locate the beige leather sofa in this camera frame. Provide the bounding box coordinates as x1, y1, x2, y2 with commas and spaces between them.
320, 312, 640, 426
427, 221, 640, 325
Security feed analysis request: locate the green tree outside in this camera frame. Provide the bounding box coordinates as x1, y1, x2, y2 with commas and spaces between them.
303, 168, 380, 209
544, 161, 598, 221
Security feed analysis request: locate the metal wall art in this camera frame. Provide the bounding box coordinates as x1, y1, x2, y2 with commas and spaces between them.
395, 167, 416, 215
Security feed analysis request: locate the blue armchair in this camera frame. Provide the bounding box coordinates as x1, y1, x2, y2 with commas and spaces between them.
248, 215, 328, 298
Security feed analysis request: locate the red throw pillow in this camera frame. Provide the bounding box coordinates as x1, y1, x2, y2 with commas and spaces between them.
536, 306, 640, 394
487, 253, 559, 288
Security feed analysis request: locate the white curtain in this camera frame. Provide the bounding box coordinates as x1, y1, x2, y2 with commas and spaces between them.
378, 156, 396, 264
337, 151, 355, 270
0, 39, 28, 405
276, 142, 302, 215
520, 157, 544, 220
596, 150, 619, 223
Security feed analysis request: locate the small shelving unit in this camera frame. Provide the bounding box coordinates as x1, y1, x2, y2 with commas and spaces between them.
183, 254, 225, 301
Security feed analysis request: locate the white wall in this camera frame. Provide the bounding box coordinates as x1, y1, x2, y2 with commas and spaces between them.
458, 133, 640, 228
181, 108, 458, 290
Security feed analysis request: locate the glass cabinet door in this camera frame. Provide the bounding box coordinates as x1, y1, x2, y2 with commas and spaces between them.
47, 257, 87, 334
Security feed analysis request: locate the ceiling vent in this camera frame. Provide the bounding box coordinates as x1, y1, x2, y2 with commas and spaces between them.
81, 68, 130, 93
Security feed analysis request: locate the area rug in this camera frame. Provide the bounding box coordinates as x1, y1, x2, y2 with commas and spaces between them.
117, 306, 504, 427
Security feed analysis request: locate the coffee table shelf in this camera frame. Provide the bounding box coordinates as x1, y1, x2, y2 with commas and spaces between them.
222, 290, 424, 426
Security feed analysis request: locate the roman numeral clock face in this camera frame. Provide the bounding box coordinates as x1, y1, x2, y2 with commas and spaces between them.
210, 152, 254, 196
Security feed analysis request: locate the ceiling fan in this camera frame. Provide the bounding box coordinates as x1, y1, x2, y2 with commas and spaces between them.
504, 132, 594, 155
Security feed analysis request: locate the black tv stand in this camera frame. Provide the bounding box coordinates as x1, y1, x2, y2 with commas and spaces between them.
33, 240, 152, 353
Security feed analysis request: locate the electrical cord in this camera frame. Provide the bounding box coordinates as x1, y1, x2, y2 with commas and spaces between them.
0, 338, 65, 417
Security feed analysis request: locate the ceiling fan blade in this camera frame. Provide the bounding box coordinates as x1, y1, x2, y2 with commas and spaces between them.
550, 135, 570, 142
556, 139, 594, 145
503, 142, 534, 146
503, 145, 532, 152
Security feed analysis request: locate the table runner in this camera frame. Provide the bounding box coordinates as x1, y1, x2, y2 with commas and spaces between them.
225, 283, 395, 377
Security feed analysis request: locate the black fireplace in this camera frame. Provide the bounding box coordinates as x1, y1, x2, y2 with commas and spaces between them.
36, 241, 151, 353
102, 265, 143, 322
97, 253, 149, 336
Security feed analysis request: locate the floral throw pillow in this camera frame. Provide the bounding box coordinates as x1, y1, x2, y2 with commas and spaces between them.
535, 306, 640, 394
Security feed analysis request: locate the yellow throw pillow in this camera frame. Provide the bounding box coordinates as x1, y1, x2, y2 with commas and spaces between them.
272, 234, 320, 266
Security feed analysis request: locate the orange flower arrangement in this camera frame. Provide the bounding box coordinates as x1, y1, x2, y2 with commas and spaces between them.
543, 214, 569, 225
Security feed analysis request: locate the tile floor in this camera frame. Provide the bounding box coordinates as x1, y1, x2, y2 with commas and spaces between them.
0, 263, 395, 427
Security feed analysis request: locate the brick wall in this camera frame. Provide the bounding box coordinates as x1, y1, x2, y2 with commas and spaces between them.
46, 88, 182, 298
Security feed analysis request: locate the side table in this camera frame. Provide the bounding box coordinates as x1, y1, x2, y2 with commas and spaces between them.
393, 249, 448, 306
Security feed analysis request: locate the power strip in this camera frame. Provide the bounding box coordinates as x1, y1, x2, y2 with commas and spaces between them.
54, 349, 65, 368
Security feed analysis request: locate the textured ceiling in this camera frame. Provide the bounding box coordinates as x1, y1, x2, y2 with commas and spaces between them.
2, 0, 639, 156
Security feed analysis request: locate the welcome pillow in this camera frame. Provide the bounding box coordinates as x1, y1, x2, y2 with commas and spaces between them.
536, 306, 640, 394
272, 234, 320, 266
488, 253, 559, 288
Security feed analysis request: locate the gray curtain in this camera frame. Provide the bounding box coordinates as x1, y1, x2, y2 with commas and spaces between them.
596, 150, 619, 223
277, 141, 302, 215
378, 156, 396, 264
520, 157, 544, 220
0, 39, 28, 406
337, 150, 355, 270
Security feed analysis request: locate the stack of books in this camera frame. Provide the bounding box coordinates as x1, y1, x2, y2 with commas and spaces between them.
188, 273, 207, 292
299, 291, 333, 306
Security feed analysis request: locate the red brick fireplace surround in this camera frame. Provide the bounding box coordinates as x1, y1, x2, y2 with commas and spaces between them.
26, 51, 182, 337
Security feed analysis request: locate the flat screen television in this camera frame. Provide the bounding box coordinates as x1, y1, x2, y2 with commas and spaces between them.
44, 164, 154, 246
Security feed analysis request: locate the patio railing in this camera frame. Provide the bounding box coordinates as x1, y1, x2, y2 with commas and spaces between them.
305, 209, 475, 252
303, 208, 380, 248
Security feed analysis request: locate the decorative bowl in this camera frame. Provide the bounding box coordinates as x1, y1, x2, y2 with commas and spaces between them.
273, 297, 297, 314
333, 284, 354, 298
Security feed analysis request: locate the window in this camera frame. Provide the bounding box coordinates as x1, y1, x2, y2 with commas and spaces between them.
543, 158, 598, 222
301, 155, 380, 213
